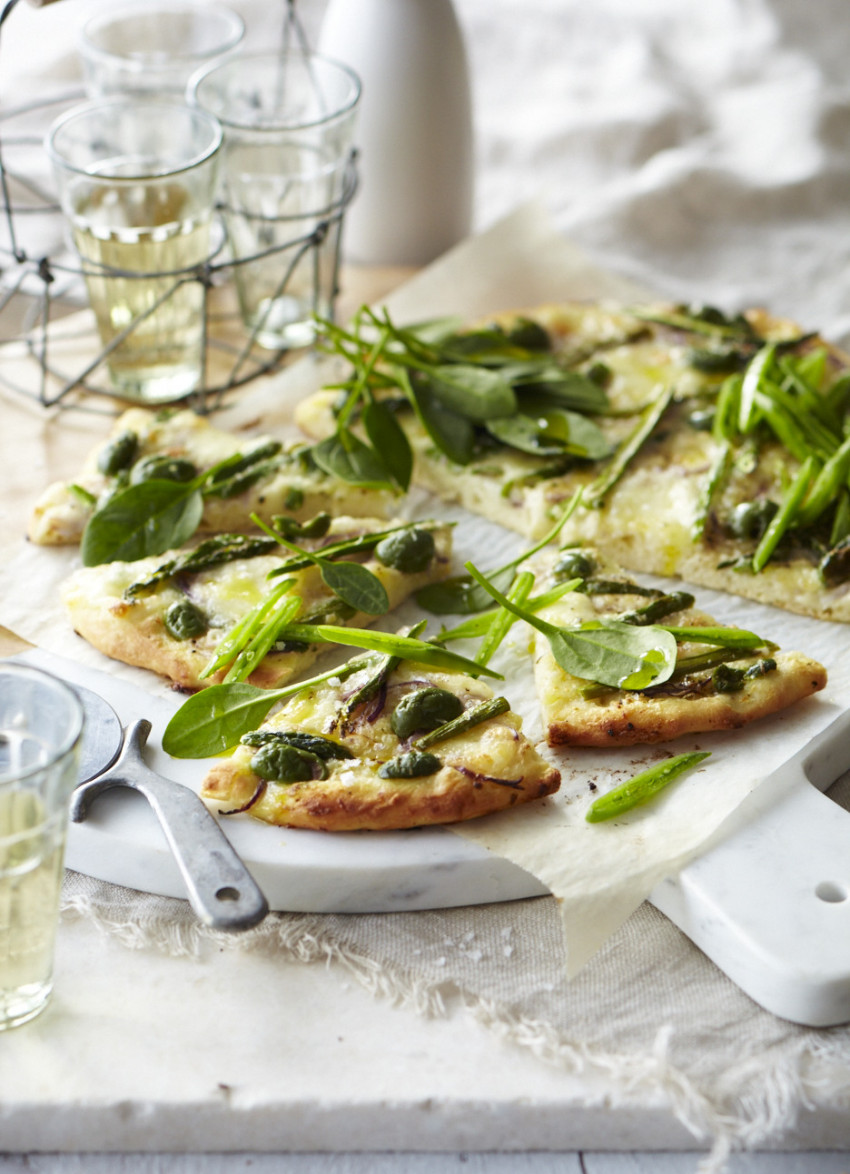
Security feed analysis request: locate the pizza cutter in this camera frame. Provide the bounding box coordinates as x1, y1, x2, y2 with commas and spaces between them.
70, 682, 268, 931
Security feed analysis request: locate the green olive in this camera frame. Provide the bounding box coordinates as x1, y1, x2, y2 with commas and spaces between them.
130, 454, 198, 485
375, 528, 436, 573
378, 751, 443, 779
250, 743, 319, 783
726, 499, 778, 540
97, 430, 139, 476
390, 687, 464, 741
553, 549, 596, 579
163, 599, 208, 641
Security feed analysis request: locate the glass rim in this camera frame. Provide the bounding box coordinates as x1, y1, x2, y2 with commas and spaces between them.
0, 663, 84, 787
189, 50, 362, 134
79, 1, 246, 69
45, 98, 224, 182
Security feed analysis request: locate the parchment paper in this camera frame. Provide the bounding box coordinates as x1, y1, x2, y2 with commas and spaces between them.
3, 202, 850, 974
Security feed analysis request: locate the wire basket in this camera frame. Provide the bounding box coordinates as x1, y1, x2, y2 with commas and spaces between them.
0, 0, 357, 414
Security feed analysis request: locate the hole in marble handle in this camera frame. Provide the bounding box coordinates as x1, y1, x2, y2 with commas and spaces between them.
215, 886, 241, 903
815, 881, 848, 904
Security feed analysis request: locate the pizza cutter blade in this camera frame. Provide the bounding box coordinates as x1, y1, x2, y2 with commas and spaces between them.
70, 683, 268, 932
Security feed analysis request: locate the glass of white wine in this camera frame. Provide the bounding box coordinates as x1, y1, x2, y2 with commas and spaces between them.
46, 100, 222, 403
0, 663, 84, 1032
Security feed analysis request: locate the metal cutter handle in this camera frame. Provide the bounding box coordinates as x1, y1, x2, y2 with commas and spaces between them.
71, 719, 268, 932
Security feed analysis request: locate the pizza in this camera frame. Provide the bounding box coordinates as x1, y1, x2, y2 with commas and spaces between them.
28, 406, 393, 547
61, 516, 452, 691
524, 547, 827, 746
294, 301, 850, 623
200, 659, 560, 832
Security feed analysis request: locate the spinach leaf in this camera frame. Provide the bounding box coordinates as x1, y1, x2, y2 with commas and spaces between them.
361, 399, 413, 491
426, 364, 517, 421
311, 429, 395, 489
406, 375, 477, 465
80, 479, 203, 567
465, 562, 677, 689
163, 655, 377, 758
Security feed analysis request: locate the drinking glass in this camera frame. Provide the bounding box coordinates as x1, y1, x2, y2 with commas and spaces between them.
0, 664, 84, 1031
79, 1, 245, 100
190, 51, 360, 350
46, 100, 222, 403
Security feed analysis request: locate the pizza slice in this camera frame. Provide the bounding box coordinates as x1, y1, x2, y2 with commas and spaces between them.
62, 516, 452, 691
295, 301, 850, 623
524, 547, 827, 746
200, 660, 560, 831
28, 406, 394, 547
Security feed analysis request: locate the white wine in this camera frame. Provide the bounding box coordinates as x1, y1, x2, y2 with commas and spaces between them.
72, 181, 212, 402
0, 791, 65, 1030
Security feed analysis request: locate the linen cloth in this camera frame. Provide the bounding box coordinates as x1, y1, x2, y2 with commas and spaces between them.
5, 0, 850, 1168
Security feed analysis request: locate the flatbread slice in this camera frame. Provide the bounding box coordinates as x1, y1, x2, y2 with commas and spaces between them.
29, 407, 394, 546
526, 548, 827, 746
295, 301, 850, 623
62, 517, 452, 691
201, 662, 560, 831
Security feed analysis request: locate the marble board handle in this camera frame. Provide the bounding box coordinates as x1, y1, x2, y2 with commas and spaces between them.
650, 708, 850, 1027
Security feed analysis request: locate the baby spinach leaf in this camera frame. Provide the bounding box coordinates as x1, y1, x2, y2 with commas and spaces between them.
425, 364, 517, 421
485, 405, 609, 459
464, 563, 677, 690
362, 399, 413, 491
163, 654, 377, 758
251, 514, 389, 617
406, 375, 476, 465
80, 479, 203, 566
311, 429, 395, 489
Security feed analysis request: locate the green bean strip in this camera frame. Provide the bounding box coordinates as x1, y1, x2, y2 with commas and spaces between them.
712, 375, 742, 443
200, 578, 296, 681
831, 489, 850, 547
738, 343, 776, 434
692, 440, 731, 542
432, 577, 583, 644
475, 570, 535, 666
413, 696, 511, 751
796, 434, 850, 529
585, 385, 675, 508
752, 455, 817, 572
585, 751, 711, 822
223, 594, 301, 684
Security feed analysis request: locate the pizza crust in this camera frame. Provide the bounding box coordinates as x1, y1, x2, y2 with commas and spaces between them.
527, 552, 828, 746
62, 517, 453, 691
294, 301, 850, 623
29, 407, 395, 546
201, 665, 560, 831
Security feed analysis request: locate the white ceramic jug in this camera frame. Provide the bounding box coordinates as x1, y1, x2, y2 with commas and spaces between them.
318, 0, 474, 266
